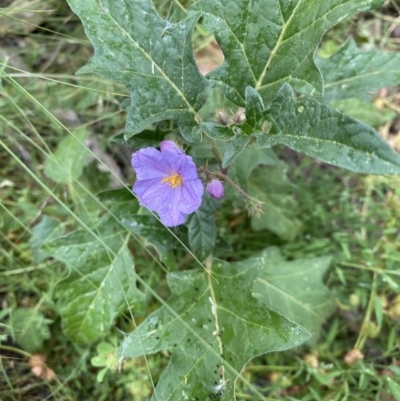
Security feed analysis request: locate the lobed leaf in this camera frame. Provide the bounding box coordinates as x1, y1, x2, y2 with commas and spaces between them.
67, 0, 210, 138
258, 84, 400, 174
118, 258, 309, 401
190, 0, 384, 105
46, 215, 145, 344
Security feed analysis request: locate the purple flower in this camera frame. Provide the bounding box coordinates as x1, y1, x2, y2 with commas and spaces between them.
131, 141, 204, 227
206, 179, 224, 200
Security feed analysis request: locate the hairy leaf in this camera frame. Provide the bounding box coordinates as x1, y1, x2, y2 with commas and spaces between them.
187, 195, 218, 260
67, 0, 210, 138
258, 84, 400, 174
248, 164, 301, 241
118, 258, 309, 401
318, 38, 400, 103
46, 215, 145, 343
190, 0, 384, 105
253, 247, 334, 341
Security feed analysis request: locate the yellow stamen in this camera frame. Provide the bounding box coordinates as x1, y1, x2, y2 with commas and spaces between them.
161, 173, 183, 188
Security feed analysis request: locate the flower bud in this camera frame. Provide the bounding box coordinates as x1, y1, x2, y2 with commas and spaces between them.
207, 179, 224, 200
231, 108, 246, 124
214, 109, 230, 126
246, 197, 264, 216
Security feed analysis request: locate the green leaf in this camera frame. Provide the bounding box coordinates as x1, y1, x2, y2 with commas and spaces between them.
230, 144, 279, 190
46, 216, 145, 343
187, 195, 218, 260
190, 0, 384, 105
222, 131, 252, 168
91, 340, 120, 382
118, 258, 309, 401
248, 164, 302, 241
198, 87, 238, 121
200, 122, 235, 141
96, 367, 109, 383
331, 98, 396, 128
98, 187, 137, 206
253, 247, 334, 341
67, 0, 210, 138
81, 160, 111, 194
318, 38, 400, 103
98, 188, 178, 257
387, 377, 400, 401
30, 215, 64, 263
9, 308, 51, 352
44, 127, 90, 184
240, 87, 265, 134
258, 84, 400, 174
110, 125, 170, 148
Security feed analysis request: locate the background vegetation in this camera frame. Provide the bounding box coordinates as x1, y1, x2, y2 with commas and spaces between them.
1, 0, 400, 400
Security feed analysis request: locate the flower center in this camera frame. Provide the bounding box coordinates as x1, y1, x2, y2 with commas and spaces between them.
161, 173, 183, 188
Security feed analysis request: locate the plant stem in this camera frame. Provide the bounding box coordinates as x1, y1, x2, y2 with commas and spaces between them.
354, 271, 378, 350
0, 345, 31, 358
245, 365, 298, 372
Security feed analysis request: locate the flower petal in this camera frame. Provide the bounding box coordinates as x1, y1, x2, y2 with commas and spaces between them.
158, 209, 186, 227
132, 148, 169, 180
162, 148, 187, 173
133, 178, 168, 210
179, 179, 204, 214
158, 205, 186, 227
156, 186, 186, 226
160, 140, 182, 153
177, 154, 200, 180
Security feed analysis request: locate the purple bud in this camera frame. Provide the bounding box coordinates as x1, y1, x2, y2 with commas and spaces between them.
207, 179, 224, 200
